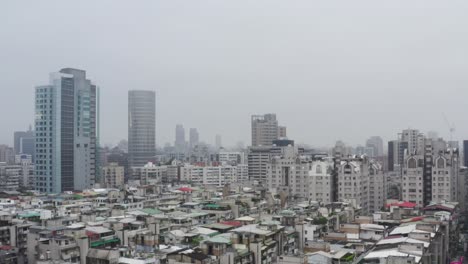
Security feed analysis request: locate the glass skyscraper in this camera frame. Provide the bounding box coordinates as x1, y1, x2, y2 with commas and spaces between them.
34, 68, 99, 193
128, 90, 156, 168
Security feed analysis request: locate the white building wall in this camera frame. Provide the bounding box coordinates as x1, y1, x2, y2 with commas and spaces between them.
338, 158, 370, 214
308, 160, 334, 204
402, 155, 424, 207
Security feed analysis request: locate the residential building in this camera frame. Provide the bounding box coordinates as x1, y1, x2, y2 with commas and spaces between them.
34, 68, 99, 193
431, 150, 459, 204
307, 158, 335, 205
402, 154, 424, 207
337, 156, 370, 214
181, 164, 248, 186
368, 160, 384, 213
0, 163, 20, 191
101, 162, 124, 189
0, 145, 14, 164
131, 162, 165, 185
15, 154, 34, 189
248, 146, 271, 184
266, 144, 334, 205
128, 90, 156, 168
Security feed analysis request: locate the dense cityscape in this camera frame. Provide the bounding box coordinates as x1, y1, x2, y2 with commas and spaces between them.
4, 0, 468, 263
0, 67, 465, 264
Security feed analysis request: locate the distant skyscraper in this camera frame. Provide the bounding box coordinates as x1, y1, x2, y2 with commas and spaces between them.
189, 128, 199, 149
0, 145, 14, 164
251, 114, 281, 146
215, 134, 222, 149
128, 90, 156, 168
14, 125, 35, 157
366, 136, 383, 157
34, 68, 99, 193
175, 124, 186, 152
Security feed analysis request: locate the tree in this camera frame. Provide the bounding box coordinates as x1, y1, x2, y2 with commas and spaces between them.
313, 217, 328, 225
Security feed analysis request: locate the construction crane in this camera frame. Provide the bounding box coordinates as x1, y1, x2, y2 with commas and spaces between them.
442, 113, 456, 142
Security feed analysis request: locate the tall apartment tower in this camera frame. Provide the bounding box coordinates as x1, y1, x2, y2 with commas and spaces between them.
266, 147, 335, 206
128, 90, 156, 168
34, 68, 99, 193
251, 114, 279, 146
189, 128, 199, 149
337, 157, 370, 214
175, 124, 186, 152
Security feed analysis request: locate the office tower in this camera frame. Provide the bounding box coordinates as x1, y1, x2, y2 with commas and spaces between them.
101, 162, 124, 188
13, 125, 35, 156
215, 134, 222, 149
34, 68, 99, 193
251, 114, 279, 146
0, 145, 14, 164
189, 128, 199, 149
464, 140, 468, 167
366, 136, 384, 157
174, 124, 186, 152
128, 90, 156, 168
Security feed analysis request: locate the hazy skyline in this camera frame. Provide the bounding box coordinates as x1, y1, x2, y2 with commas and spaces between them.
2, 1, 468, 148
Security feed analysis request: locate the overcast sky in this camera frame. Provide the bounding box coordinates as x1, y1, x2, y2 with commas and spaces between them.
1, 1, 468, 148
